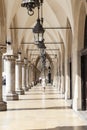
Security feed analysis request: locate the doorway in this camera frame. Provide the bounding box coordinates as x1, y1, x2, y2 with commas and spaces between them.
48, 72, 51, 83
81, 55, 87, 110
81, 16, 87, 110
70, 61, 72, 99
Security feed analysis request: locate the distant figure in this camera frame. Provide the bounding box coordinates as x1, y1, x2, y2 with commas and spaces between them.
42, 78, 46, 92
39, 77, 42, 84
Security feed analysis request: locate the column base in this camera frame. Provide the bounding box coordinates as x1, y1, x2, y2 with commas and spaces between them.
29, 85, 31, 89
16, 89, 25, 95
65, 91, 70, 100
72, 98, 82, 111
24, 87, 29, 91
0, 101, 7, 111
47, 83, 52, 86
23, 86, 29, 91
6, 92, 19, 101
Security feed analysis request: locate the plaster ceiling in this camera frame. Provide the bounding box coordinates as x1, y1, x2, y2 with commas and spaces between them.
3, 0, 85, 62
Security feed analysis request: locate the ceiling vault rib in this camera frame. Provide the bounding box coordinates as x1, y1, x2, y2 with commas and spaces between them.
31, 54, 57, 55
28, 49, 59, 51
21, 42, 63, 44
10, 27, 71, 30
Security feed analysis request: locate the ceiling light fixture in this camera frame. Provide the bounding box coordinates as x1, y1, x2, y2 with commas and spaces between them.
21, 0, 43, 16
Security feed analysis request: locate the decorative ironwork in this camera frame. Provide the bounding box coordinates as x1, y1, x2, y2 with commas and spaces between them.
21, 0, 43, 16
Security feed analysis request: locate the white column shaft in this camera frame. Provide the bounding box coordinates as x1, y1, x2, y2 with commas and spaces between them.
72, 50, 82, 111
5, 56, 18, 100
22, 65, 25, 89
6, 59, 15, 93
16, 64, 21, 90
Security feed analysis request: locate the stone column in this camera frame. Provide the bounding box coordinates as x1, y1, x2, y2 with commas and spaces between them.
28, 65, 31, 88
26, 64, 29, 89
65, 51, 70, 100
22, 64, 25, 90
5, 55, 19, 100
53, 60, 57, 87
31, 64, 35, 86
28, 65, 31, 89
60, 52, 65, 94
22, 58, 28, 91
60, 65, 65, 94
0, 49, 7, 111
15, 60, 24, 95
72, 50, 82, 111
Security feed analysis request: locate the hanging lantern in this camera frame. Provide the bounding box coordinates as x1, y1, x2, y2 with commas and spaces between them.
33, 19, 44, 44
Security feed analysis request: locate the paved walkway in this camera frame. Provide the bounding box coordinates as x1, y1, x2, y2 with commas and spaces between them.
1, 85, 87, 130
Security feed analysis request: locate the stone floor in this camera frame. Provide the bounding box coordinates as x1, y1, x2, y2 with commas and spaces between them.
1, 85, 87, 130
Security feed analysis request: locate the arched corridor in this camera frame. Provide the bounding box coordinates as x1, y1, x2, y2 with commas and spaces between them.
1, 85, 87, 130
0, 0, 87, 129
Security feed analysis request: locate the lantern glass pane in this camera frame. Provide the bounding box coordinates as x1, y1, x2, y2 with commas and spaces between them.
34, 33, 38, 42
34, 33, 43, 42
39, 33, 43, 42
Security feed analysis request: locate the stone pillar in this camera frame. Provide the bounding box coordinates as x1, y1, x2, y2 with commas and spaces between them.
65, 62, 70, 100
28, 65, 31, 88
28, 65, 31, 89
53, 60, 57, 87
22, 58, 28, 91
65, 51, 70, 100
15, 60, 24, 95
72, 50, 82, 111
5, 55, 19, 100
26, 64, 29, 89
61, 64, 65, 94
22, 64, 25, 90
59, 51, 65, 94
31, 64, 35, 86
0, 50, 7, 111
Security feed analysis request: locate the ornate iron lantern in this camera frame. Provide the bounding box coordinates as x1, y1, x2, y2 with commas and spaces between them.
33, 19, 44, 44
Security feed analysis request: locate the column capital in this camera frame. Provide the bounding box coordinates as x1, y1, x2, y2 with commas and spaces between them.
22, 58, 30, 67
0, 44, 6, 54
21, 60, 25, 67
3, 54, 17, 61
16, 60, 23, 65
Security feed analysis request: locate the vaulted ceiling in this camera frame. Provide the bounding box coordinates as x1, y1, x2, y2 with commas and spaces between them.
2, 0, 87, 64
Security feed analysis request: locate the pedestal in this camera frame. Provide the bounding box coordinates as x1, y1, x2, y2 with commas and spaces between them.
6, 92, 19, 101
0, 101, 7, 111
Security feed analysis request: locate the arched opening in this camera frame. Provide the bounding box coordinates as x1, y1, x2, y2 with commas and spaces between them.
34, 53, 54, 85
48, 66, 51, 84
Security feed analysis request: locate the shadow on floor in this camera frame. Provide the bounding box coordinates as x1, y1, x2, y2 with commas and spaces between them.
26, 126, 87, 130
25, 93, 63, 95
19, 98, 64, 101
7, 106, 71, 111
